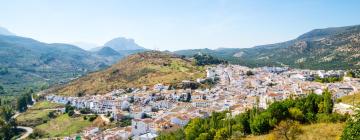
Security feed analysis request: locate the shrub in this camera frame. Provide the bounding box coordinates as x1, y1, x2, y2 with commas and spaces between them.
29, 128, 47, 139
68, 110, 75, 117
88, 115, 97, 122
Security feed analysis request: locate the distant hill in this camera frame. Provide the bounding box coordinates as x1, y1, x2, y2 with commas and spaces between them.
104, 37, 146, 51
0, 26, 15, 36
52, 51, 205, 96
94, 47, 123, 64
91, 37, 148, 64
96, 46, 121, 56
175, 25, 360, 70
0, 35, 109, 94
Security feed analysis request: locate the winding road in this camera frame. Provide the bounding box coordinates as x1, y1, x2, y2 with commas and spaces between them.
12, 96, 36, 140
16, 126, 33, 140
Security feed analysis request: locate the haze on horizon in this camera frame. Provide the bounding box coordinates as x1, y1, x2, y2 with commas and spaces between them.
1, 0, 360, 51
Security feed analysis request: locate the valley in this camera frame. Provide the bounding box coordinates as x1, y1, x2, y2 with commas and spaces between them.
32, 53, 360, 139
0, 21, 360, 140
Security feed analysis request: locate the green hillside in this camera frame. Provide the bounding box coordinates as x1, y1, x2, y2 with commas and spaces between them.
0, 35, 108, 95
175, 25, 360, 70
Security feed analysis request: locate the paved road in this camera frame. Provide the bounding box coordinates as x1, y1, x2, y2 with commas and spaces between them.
12, 112, 20, 119
16, 126, 33, 140
14, 95, 37, 140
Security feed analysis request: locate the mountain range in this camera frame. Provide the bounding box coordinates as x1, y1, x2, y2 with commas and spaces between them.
0, 27, 147, 94
1, 24, 360, 95
0, 26, 15, 36
91, 37, 147, 64
175, 25, 360, 70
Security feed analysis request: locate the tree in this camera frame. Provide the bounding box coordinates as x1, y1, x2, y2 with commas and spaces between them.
48, 111, 56, 118
195, 133, 210, 140
274, 120, 302, 140
322, 89, 333, 114
0, 85, 6, 95
25, 92, 33, 105
303, 93, 321, 122
267, 102, 289, 121
29, 128, 47, 139
289, 107, 304, 122
157, 129, 185, 140
88, 115, 98, 122
16, 96, 28, 112
80, 108, 92, 114
250, 112, 272, 135
68, 110, 75, 117
193, 53, 227, 66
246, 71, 254, 76
341, 108, 360, 140
186, 92, 191, 102
233, 111, 251, 134
214, 128, 229, 140
65, 102, 74, 113
0, 106, 14, 122
0, 114, 17, 140
185, 118, 204, 140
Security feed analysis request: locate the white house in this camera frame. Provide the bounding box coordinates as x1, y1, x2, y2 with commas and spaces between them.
139, 133, 158, 140
131, 119, 154, 136
206, 68, 216, 78
170, 116, 189, 127
153, 84, 166, 91
192, 100, 211, 108
83, 127, 99, 137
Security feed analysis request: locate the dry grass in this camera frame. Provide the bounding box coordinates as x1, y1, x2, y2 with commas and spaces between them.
244, 122, 345, 140
339, 92, 360, 106
16, 110, 53, 127
36, 114, 92, 138
30, 101, 64, 110
55, 51, 205, 96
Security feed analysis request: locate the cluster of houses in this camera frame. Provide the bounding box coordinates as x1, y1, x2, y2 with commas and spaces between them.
45, 65, 359, 140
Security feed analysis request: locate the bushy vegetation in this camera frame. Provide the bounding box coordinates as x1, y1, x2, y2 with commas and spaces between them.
246, 71, 254, 76
193, 53, 227, 66
158, 90, 348, 140
0, 106, 20, 140
341, 106, 360, 140
16, 89, 34, 112
117, 116, 132, 127
314, 76, 343, 83
0, 85, 6, 95
29, 128, 48, 139
347, 69, 360, 78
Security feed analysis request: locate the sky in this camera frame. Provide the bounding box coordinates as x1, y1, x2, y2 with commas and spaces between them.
1, 0, 360, 51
